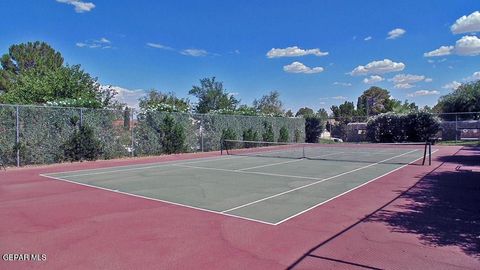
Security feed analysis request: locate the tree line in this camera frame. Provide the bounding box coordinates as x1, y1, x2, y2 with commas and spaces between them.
1, 41, 479, 118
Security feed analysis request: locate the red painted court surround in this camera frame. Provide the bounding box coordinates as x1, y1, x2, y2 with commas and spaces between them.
1, 147, 479, 269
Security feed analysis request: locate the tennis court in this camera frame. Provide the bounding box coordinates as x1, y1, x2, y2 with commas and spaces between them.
40, 142, 436, 225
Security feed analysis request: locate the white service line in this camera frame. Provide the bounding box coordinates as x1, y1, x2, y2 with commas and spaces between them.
272, 148, 439, 225
236, 152, 344, 171
221, 149, 420, 213
46, 155, 247, 178
39, 173, 276, 226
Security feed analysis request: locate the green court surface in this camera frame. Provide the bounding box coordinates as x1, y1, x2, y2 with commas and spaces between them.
41, 146, 434, 225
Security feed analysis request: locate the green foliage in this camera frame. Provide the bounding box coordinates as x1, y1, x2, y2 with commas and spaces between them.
253, 91, 284, 116
367, 112, 440, 143
392, 100, 419, 114
331, 101, 357, 122
305, 116, 324, 143
331, 123, 347, 141
221, 127, 237, 141
0, 42, 117, 108
262, 121, 275, 142
295, 107, 314, 117
242, 128, 258, 148
139, 90, 190, 112
212, 105, 258, 116
294, 129, 301, 142
160, 114, 186, 154
356, 86, 397, 116
285, 109, 294, 117
317, 108, 329, 120
278, 126, 289, 142
62, 124, 102, 162
434, 80, 480, 114
189, 77, 239, 113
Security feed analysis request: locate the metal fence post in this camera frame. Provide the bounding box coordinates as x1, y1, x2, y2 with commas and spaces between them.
131, 109, 135, 157
200, 118, 204, 152
15, 105, 20, 167
455, 113, 458, 143
80, 108, 83, 126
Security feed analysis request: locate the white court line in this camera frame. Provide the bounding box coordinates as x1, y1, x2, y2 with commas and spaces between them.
236, 152, 344, 171
45, 155, 247, 178
39, 148, 435, 226
39, 173, 276, 226
221, 149, 420, 213
273, 148, 439, 225
173, 164, 322, 181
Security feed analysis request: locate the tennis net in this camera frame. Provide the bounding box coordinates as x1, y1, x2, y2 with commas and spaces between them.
221, 139, 433, 165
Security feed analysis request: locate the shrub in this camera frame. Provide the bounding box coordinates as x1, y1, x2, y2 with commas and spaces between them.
294, 129, 301, 143
278, 126, 289, 142
262, 121, 275, 142
63, 125, 102, 161
331, 123, 347, 141
221, 127, 237, 150
305, 116, 324, 143
242, 128, 258, 147
161, 114, 186, 154
405, 111, 440, 142
367, 112, 440, 143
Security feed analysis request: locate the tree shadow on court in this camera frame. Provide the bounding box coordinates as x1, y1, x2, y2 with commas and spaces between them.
368, 157, 480, 257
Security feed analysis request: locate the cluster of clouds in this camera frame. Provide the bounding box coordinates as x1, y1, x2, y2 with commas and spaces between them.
266, 46, 328, 74
76, 37, 111, 49
102, 85, 146, 108
56, 0, 95, 13
442, 71, 480, 90
424, 11, 480, 57
147, 42, 210, 57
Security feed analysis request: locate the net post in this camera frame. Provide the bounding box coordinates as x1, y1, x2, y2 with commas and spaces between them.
15, 105, 20, 167
220, 138, 224, 155
422, 141, 427, 166
428, 141, 432, 166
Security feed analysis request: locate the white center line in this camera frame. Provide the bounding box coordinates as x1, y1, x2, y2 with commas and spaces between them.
236, 152, 344, 171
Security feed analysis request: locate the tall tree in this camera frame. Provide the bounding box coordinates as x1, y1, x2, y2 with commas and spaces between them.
434, 80, 480, 113
356, 86, 396, 116
139, 90, 190, 112
0, 41, 118, 108
188, 77, 239, 113
317, 108, 329, 120
331, 101, 357, 122
253, 90, 284, 116
295, 107, 314, 117
392, 100, 418, 114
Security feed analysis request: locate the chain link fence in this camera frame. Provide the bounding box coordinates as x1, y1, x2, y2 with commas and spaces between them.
0, 104, 306, 167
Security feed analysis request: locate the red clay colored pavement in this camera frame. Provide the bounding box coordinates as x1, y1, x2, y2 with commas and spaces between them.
1, 147, 479, 269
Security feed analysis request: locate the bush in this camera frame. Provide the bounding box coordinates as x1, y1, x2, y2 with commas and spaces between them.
294, 129, 301, 143
405, 111, 440, 141
367, 112, 440, 143
305, 116, 324, 143
331, 123, 347, 141
221, 127, 237, 141
62, 125, 102, 161
262, 121, 275, 142
278, 126, 289, 142
161, 114, 186, 154
242, 128, 258, 147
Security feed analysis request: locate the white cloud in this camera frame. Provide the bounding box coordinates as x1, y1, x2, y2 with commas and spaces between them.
76, 38, 112, 49
147, 42, 173, 50
466, 71, 480, 81
102, 85, 146, 108
451, 11, 480, 34
407, 90, 440, 97
363, 75, 384, 84
350, 59, 405, 76
423, 46, 454, 57
389, 74, 431, 88
442, 81, 461, 90
386, 28, 406, 40
267, 46, 328, 58
454, 35, 480, 56
394, 83, 415, 89
56, 0, 95, 13
181, 49, 208, 57
364, 36, 372, 41
425, 78, 433, 82
424, 35, 480, 57
333, 82, 352, 87
283, 61, 324, 74
332, 96, 347, 100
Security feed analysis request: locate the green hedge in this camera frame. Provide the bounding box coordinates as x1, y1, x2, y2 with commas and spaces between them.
367, 112, 440, 143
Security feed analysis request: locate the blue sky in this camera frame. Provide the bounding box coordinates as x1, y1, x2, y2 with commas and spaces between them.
1, 1, 479, 111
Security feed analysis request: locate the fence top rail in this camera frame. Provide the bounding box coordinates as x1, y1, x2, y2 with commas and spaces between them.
0, 103, 306, 120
